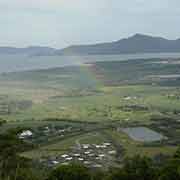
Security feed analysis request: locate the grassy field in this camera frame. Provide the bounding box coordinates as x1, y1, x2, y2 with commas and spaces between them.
1, 58, 180, 122
0, 85, 180, 123
0, 58, 180, 165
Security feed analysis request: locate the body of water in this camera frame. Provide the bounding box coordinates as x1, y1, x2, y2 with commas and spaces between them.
121, 127, 165, 142
0, 52, 180, 73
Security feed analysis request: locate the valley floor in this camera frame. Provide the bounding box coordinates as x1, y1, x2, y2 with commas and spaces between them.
0, 57, 180, 168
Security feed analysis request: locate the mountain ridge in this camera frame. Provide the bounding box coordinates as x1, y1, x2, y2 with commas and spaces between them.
57, 34, 180, 55
1, 34, 180, 56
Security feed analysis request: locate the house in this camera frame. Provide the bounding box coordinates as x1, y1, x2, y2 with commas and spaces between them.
82, 144, 90, 149
84, 161, 91, 165
44, 126, 50, 134
98, 154, 105, 158
73, 153, 80, 157
92, 164, 102, 168
103, 143, 111, 146
19, 130, 33, 139
95, 145, 101, 148
61, 154, 69, 158
58, 129, 65, 133
78, 158, 84, 161
108, 150, 116, 155
124, 96, 131, 100
88, 153, 95, 157
84, 151, 90, 155
52, 160, 59, 165
100, 145, 107, 148
66, 157, 73, 161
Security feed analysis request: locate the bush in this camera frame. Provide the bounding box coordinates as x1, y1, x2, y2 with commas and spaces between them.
47, 164, 91, 180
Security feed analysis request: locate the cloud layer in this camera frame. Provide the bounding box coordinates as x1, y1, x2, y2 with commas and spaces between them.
0, 0, 180, 47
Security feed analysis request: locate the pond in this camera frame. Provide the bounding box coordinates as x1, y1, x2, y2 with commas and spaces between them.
121, 127, 165, 142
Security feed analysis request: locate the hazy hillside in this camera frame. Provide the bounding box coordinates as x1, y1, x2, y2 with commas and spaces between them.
57, 34, 180, 55
0, 46, 56, 56
1, 34, 180, 56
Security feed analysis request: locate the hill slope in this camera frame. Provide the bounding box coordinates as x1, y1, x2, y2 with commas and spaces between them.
1, 34, 180, 56
0, 46, 56, 56
57, 34, 180, 55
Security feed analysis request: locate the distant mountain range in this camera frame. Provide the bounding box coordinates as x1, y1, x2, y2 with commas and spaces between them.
0, 46, 56, 56
1, 34, 180, 56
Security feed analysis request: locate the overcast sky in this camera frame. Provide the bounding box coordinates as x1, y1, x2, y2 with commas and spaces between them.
0, 0, 180, 48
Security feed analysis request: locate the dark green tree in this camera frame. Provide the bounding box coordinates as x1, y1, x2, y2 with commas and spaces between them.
47, 164, 91, 180
106, 168, 132, 180
158, 159, 180, 180
174, 146, 180, 159
123, 155, 156, 180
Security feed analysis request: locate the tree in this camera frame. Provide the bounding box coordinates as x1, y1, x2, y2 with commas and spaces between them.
174, 146, 180, 159
123, 155, 156, 180
0, 119, 6, 127
91, 169, 106, 180
0, 130, 34, 179
47, 164, 91, 180
158, 159, 180, 180
107, 168, 132, 180
12, 168, 39, 180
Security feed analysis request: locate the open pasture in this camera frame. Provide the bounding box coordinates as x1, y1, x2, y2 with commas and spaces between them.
0, 58, 180, 167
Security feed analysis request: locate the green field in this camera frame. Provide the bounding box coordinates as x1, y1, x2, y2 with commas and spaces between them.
0, 58, 180, 167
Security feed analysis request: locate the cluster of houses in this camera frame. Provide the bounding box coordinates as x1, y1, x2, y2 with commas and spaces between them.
18, 125, 77, 141
18, 126, 117, 168
43, 142, 117, 168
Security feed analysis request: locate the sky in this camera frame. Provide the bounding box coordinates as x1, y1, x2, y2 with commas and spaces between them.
0, 0, 180, 48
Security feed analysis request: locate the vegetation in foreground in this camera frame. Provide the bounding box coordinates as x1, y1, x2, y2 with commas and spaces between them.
0, 129, 180, 180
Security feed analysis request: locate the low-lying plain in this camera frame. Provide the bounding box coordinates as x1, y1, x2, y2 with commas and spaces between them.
1, 57, 180, 168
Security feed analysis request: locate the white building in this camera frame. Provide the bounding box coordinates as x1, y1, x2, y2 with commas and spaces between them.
19, 130, 33, 139
61, 154, 69, 158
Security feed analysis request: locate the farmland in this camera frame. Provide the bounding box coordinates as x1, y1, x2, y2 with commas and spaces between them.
0, 57, 180, 168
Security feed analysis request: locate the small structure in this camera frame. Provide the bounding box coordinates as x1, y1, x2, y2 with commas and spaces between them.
100, 145, 106, 148
66, 157, 73, 161
88, 153, 95, 157
61, 154, 69, 158
95, 157, 101, 160
92, 164, 102, 168
95, 144, 107, 148
98, 154, 105, 158
82, 144, 90, 149
19, 130, 33, 139
103, 143, 111, 146
59, 129, 65, 133
84, 151, 90, 155
95, 145, 101, 148
78, 158, 84, 161
84, 161, 91, 165
44, 127, 50, 134
73, 153, 80, 157
52, 160, 59, 165
108, 150, 116, 155
124, 96, 131, 100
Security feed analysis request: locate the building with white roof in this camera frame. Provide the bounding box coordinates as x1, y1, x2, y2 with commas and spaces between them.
73, 153, 80, 157
66, 157, 73, 161
52, 160, 59, 165
78, 158, 84, 161
61, 154, 69, 158
19, 130, 33, 139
